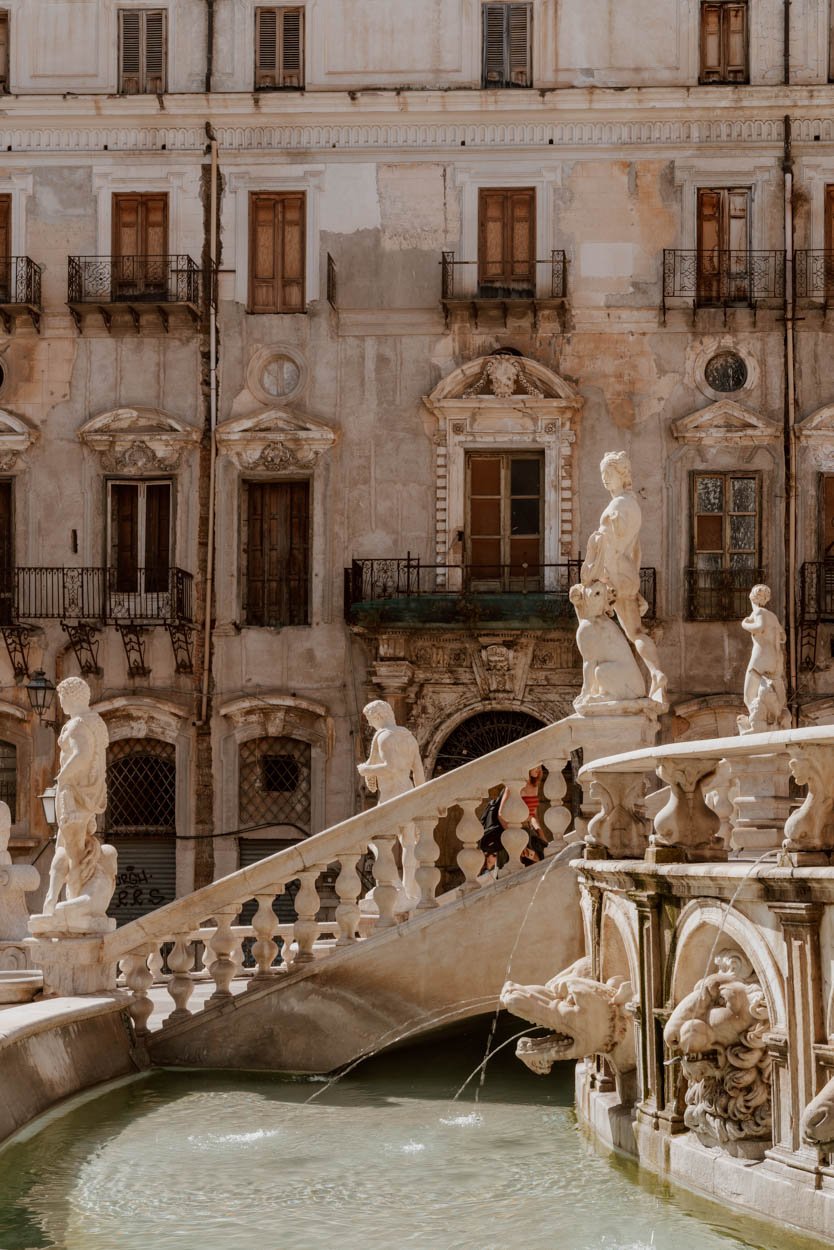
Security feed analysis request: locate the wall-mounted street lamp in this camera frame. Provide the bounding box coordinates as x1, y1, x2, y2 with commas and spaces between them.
38, 783, 57, 830
25, 669, 57, 728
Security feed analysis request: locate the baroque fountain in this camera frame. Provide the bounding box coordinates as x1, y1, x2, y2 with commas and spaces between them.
2, 451, 834, 1248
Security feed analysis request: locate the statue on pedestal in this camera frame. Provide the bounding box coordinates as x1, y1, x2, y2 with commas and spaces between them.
357, 699, 425, 916
574, 451, 668, 710
29, 678, 117, 936
0, 800, 40, 952
737, 584, 791, 735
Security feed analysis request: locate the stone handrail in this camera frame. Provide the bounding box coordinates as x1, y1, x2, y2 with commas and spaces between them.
578, 724, 834, 865
108, 715, 578, 1034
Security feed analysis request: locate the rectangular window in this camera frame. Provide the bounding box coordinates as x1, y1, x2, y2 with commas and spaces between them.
255, 7, 304, 89
111, 193, 168, 297
466, 452, 542, 591
477, 188, 536, 298
688, 471, 761, 619
482, 3, 532, 88
696, 187, 750, 305
0, 195, 10, 304
249, 192, 306, 313
820, 474, 834, 560
700, 1, 748, 84
0, 12, 9, 94
119, 8, 166, 95
0, 480, 12, 627
244, 480, 310, 626
108, 480, 172, 596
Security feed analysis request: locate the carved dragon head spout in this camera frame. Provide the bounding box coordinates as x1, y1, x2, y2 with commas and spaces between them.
500, 956, 636, 1078
664, 952, 772, 1154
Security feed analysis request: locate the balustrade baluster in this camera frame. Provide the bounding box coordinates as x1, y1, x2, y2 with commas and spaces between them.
163, 935, 195, 1025
148, 946, 165, 984
335, 853, 363, 945
249, 893, 280, 985
370, 836, 400, 929
456, 799, 485, 894
122, 945, 154, 1037
649, 759, 725, 863
207, 908, 238, 1002
414, 815, 441, 909
291, 867, 325, 964
499, 778, 530, 875
541, 755, 572, 850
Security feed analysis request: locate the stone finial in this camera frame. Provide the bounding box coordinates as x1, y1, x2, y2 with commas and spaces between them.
737, 584, 791, 735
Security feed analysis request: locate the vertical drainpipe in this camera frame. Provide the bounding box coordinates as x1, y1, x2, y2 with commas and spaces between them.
205, 0, 214, 94
200, 128, 219, 725
784, 111, 799, 721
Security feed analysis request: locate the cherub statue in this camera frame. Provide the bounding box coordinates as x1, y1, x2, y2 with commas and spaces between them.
29, 677, 117, 936
737, 584, 790, 735
581, 451, 667, 706
358, 700, 425, 916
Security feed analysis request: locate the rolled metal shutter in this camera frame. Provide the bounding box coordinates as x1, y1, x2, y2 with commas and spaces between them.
237, 838, 339, 924
106, 836, 177, 926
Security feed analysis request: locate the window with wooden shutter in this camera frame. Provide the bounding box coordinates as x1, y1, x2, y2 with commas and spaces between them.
0, 196, 10, 304
255, 7, 304, 89
108, 480, 172, 597
112, 193, 168, 296
699, 1, 748, 84
244, 480, 310, 627
477, 187, 535, 297
696, 186, 750, 304
466, 453, 542, 591
0, 481, 13, 627
119, 9, 167, 94
248, 192, 306, 313
482, 3, 531, 88
0, 12, 9, 94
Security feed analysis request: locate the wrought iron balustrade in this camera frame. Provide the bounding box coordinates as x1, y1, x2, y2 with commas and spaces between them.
662, 250, 785, 316
67, 255, 205, 307
685, 566, 765, 622
441, 251, 567, 301
795, 251, 834, 303
800, 561, 834, 623
4, 566, 193, 623
0, 257, 42, 308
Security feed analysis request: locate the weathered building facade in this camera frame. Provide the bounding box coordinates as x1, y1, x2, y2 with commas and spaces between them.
3, 0, 834, 916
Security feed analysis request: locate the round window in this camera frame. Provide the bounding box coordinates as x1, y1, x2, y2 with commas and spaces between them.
704, 351, 748, 393
260, 354, 301, 400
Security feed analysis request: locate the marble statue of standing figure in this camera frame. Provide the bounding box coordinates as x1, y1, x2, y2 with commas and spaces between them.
29, 677, 117, 936
737, 584, 791, 734
581, 451, 668, 706
357, 699, 425, 916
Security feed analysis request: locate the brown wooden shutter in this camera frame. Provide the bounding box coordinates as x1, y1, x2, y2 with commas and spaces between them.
119, 10, 142, 93
478, 190, 508, 288
697, 188, 722, 303
0, 196, 10, 303
144, 10, 166, 93
248, 192, 305, 312
508, 189, 534, 283
725, 4, 747, 81
700, 4, 722, 81
119, 9, 166, 93
255, 8, 279, 87
0, 12, 9, 93
0, 481, 12, 625
280, 8, 303, 87
482, 4, 506, 84
700, 2, 747, 83
255, 7, 303, 88
246, 482, 310, 626
111, 484, 139, 594
112, 194, 168, 293
726, 188, 749, 253
478, 188, 535, 294
144, 483, 171, 594
507, 5, 531, 86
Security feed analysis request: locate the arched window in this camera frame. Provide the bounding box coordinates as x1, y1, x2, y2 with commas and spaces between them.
433, 709, 545, 775
0, 739, 16, 820
238, 736, 311, 832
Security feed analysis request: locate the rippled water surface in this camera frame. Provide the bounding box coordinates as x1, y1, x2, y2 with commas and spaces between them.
0, 1022, 825, 1250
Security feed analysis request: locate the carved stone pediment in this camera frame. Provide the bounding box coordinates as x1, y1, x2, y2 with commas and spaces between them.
0, 408, 39, 471
78, 407, 201, 472
671, 400, 779, 446
424, 354, 581, 429
219, 693, 334, 755
797, 404, 834, 442
215, 408, 337, 471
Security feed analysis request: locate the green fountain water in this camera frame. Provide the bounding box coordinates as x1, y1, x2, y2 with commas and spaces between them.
0, 1021, 825, 1250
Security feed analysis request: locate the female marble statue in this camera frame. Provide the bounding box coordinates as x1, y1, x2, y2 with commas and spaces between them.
738, 584, 790, 734
581, 451, 667, 705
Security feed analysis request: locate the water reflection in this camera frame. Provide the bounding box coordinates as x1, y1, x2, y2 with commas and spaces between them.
0, 1018, 825, 1250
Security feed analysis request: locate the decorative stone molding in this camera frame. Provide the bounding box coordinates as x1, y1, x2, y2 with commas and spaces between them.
245, 345, 307, 407
423, 355, 582, 569
215, 408, 337, 472
671, 399, 780, 446
218, 693, 334, 756
78, 408, 201, 473
0, 409, 38, 472
690, 339, 760, 404
92, 695, 191, 747
797, 406, 834, 469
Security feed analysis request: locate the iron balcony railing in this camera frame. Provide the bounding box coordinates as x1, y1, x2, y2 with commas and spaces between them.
441, 251, 567, 301
345, 557, 656, 620
67, 255, 206, 306
662, 250, 785, 315
0, 567, 194, 625
0, 256, 42, 307
685, 566, 765, 622
800, 561, 834, 623
795, 251, 834, 304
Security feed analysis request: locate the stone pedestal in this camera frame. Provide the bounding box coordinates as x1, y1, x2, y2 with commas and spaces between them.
731, 753, 791, 855
25, 935, 118, 996
570, 704, 660, 849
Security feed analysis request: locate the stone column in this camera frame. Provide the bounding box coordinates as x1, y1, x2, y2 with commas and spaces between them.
630, 890, 668, 1129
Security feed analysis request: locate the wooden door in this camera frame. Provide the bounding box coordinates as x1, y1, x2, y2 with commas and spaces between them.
144, 483, 171, 594
466, 453, 542, 590
478, 188, 535, 297
825, 186, 834, 297
820, 475, 834, 559
112, 194, 168, 297
249, 193, 306, 313
246, 481, 310, 625
0, 481, 12, 626
0, 196, 10, 303
697, 187, 749, 303
110, 483, 140, 593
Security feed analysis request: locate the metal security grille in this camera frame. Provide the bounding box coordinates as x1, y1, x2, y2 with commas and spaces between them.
104, 738, 176, 834
0, 739, 16, 820
433, 710, 545, 775
239, 736, 311, 829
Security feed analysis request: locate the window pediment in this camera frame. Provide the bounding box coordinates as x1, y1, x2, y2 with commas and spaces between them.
797, 405, 834, 442
0, 409, 39, 471
78, 407, 201, 473
215, 407, 337, 471
671, 399, 779, 445
219, 693, 333, 755
424, 354, 581, 427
